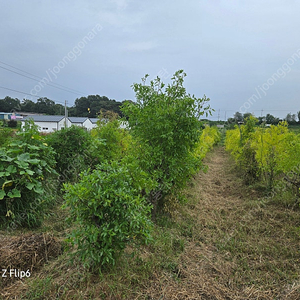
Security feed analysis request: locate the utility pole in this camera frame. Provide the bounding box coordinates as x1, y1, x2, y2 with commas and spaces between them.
64, 100, 68, 128
218, 109, 220, 121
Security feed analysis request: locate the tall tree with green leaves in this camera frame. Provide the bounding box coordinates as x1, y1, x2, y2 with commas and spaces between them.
122, 70, 213, 216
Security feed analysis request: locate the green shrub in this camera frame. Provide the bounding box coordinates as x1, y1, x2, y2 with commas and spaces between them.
45, 125, 98, 183
194, 126, 221, 160
63, 160, 153, 268
225, 116, 259, 184
90, 111, 132, 162
0, 120, 57, 227
0, 128, 15, 146
121, 70, 213, 215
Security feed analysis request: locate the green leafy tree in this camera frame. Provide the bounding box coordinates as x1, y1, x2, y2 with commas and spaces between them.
71, 95, 123, 117
285, 113, 297, 125
35, 97, 56, 115
0, 96, 21, 112
243, 112, 252, 120
234, 111, 243, 123
121, 70, 213, 216
266, 113, 279, 125
21, 99, 36, 112
63, 160, 153, 268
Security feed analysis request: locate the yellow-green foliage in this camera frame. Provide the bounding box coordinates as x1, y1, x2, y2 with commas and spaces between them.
226, 120, 300, 189
251, 122, 291, 185
90, 118, 132, 161
225, 126, 242, 162
194, 126, 221, 160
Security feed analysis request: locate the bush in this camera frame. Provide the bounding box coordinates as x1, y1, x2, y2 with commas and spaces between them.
0, 120, 57, 227
45, 126, 98, 183
194, 126, 221, 160
225, 116, 259, 184
226, 120, 300, 197
90, 111, 132, 162
121, 70, 213, 215
63, 160, 153, 268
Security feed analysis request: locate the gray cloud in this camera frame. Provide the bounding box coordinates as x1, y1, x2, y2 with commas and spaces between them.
0, 0, 299, 119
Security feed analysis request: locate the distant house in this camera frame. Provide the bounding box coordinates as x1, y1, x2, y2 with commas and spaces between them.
0, 112, 10, 120
0, 112, 22, 120
21, 115, 66, 133
67, 117, 96, 130
89, 118, 100, 127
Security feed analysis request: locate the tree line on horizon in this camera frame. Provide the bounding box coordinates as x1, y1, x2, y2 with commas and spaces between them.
0, 95, 129, 118
228, 111, 300, 125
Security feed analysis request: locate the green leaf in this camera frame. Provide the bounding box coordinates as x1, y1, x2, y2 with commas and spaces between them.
7, 165, 17, 174
16, 161, 29, 169
28, 158, 40, 164
7, 188, 21, 198
17, 153, 31, 161
26, 170, 35, 175
0, 190, 6, 200
27, 145, 40, 150
26, 182, 35, 190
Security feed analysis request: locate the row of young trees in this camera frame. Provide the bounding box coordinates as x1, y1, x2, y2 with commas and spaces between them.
0, 95, 124, 117
0, 70, 220, 269
225, 116, 300, 198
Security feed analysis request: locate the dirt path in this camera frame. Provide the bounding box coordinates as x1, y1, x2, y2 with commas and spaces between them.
143, 146, 300, 300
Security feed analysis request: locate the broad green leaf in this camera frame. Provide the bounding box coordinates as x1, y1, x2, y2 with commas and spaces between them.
26, 170, 35, 175
17, 153, 31, 161
27, 158, 40, 164
27, 145, 40, 150
26, 182, 35, 190
0, 190, 6, 200
16, 161, 29, 169
7, 165, 17, 174
7, 188, 21, 198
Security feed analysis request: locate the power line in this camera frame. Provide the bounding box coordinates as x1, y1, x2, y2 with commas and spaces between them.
0, 60, 86, 95
0, 85, 66, 105
0, 65, 84, 96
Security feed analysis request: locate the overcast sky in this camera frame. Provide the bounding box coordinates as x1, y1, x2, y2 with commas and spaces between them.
0, 0, 299, 120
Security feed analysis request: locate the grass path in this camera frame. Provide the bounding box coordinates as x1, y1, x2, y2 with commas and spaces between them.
143, 146, 300, 299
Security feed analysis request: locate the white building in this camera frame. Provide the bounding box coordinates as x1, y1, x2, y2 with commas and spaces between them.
67, 117, 94, 130
21, 115, 67, 132
21, 115, 100, 133
21, 115, 127, 133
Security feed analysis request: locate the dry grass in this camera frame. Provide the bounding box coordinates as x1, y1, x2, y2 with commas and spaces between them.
1, 146, 300, 299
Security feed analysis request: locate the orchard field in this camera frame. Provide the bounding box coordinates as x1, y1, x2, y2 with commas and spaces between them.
1, 74, 300, 298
